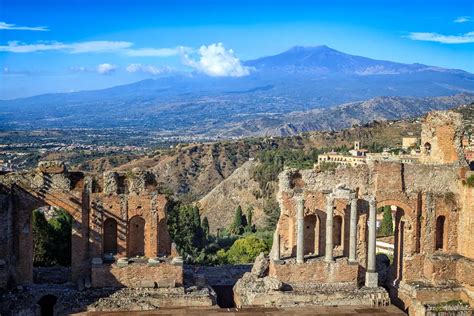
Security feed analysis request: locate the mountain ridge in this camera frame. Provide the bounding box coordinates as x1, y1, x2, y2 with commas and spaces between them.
1, 46, 473, 136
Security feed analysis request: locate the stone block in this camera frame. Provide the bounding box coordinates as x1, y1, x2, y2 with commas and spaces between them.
365, 271, 378, 288
171, 256, 183, 266
140, 280, 156, 288
156, 278, 176, 288
117, 257, 129, 267
148, 257, 160, 267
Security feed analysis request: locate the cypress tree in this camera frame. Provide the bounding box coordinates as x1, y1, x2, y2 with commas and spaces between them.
230, 205, 244, 235
202, 216, 210, 238
379, 206, 394, 237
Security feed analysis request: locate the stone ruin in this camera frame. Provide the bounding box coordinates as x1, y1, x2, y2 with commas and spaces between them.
0, 109, 472, 315
0, 163, 216, 314
234, 110, 474, 316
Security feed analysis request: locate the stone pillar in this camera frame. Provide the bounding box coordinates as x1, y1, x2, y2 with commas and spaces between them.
272, 232, 281, 261
365, 197, 378, 287
296, 196, 305, 264
349, 197, 358, 263
325, 194, 334, 262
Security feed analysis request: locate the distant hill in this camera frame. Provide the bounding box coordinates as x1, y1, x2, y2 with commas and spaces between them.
1, 46, 473, 135
220, 94, 474, 137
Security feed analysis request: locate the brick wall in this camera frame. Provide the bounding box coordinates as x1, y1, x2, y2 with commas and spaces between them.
91, 262, 183, 288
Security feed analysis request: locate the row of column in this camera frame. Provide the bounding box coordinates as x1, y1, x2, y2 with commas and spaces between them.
293, 193, 378, 287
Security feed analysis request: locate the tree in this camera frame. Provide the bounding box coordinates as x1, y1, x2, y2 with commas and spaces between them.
32, 211, 51, 266
225, 235, 269, 264
245, 207, 255, 233
32, 208, 72, 267
202, 216, 210, 238
379, 206, 394, 237
230, 205, 244, 235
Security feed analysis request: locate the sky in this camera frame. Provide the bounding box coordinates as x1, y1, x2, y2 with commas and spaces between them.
0, 0, 473, 99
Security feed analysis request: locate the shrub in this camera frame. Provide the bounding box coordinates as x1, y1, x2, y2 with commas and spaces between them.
466, 175, 474, 187
225, 235, 269, 264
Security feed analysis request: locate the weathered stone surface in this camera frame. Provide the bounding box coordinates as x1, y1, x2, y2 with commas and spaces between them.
38, 160, 66, 174
103, 171, 119, 194
251, 252, 269, 278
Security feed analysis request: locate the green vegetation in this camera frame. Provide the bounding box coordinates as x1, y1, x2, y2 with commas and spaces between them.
225, 235, 269, 264
167, 201, 270, 265
466, 175, 474, 187
32, 209, 73, 267
378, 206, 394, 237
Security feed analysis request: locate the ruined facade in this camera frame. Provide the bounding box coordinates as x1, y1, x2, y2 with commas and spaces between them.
265, 110, 474, 315
0, 163, 184, 296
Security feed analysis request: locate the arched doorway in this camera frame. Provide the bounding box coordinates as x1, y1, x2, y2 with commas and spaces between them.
37, 294, 57, 316
393, 207, 406, 281
128, 216, 145, 257
32, 207, 72, 284
103, 218, 118, 255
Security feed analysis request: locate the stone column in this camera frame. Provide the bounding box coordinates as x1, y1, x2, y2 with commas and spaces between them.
365, 197, 378, 287
349, 197, 358, 263
296, 196, 305, 264
325, 194, 334, 262
272, 231, 281, 261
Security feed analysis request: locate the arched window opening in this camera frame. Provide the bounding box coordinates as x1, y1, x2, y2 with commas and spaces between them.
37, 294, 57, 316
103, 218, 118, 255
128, 216, 145, 257
435, 216, 446, 251
333, 215, 343, 247
424, 142, 431, 155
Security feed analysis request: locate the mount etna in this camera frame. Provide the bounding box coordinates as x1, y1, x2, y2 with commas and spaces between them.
1, 46, 473, 136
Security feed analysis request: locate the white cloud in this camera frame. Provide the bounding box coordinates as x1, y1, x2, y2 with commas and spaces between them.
0, 21, 49, 31
96, 63, 117, 74
407, 31, 474, 44
183, 43, 252, 77
454, 16, 472, 23
0, 40, 133, 53
125, 46, 190, 57
126, 63, 173, 75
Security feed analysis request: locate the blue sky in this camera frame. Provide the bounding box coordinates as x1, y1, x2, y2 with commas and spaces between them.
0, 0, 473, 99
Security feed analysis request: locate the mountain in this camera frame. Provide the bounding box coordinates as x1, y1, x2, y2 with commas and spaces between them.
1, 46, 473, 135
245, 45, 464, 75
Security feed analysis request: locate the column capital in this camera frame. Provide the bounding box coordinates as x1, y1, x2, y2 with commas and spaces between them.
368, 196, 377, 207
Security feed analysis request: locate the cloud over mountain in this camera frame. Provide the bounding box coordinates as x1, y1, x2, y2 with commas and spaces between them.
183, 43, 252, 77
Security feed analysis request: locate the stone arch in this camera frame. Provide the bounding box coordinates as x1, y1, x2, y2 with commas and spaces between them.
435, 215, 446, 251
128, 215, 145, 257
103, 218, 118, 255
424, 142, 431, 155
37, 294, 57, 316
11, 185, 85, 285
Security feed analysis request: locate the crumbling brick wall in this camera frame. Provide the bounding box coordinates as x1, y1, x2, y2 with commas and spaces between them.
0, 161, 176, 290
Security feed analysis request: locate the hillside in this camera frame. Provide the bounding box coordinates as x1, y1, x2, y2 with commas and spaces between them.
198, 161, 268, 233
221, 94, 474, 136
102, 118, 421, 203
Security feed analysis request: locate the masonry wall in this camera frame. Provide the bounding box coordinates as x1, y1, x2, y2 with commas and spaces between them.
91, 262, 183, 288
269, 258, 359, 286
0, 163, 176, 290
